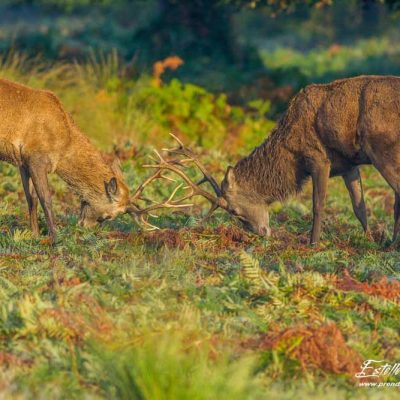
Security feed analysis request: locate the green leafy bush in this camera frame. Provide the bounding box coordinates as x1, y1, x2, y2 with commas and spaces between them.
0, 53, 275, 153
132, 78, 275, 151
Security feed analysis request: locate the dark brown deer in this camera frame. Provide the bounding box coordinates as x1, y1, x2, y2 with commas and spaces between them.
139, 76, 400, 244
0, 78, 131, 244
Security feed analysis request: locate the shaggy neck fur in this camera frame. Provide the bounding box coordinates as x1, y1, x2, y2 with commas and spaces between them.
56, 128, 113, 204
233, 126, 307, 203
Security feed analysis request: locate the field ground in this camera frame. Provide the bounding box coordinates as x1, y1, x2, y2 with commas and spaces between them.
0, 146, 400, 399
0, 52, 399, 399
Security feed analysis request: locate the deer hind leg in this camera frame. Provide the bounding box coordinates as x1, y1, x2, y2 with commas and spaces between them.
365, 145, 400, 243
19, 165, 39, 236
343, 167, 369, 235
310, 161, 331, 245
28, 157, 56, 245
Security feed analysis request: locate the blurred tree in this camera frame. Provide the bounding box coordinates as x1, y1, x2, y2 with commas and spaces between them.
2, 0, 399, 91
222, 0, 332, 13
127, 0, 335, 88
124, 0, 261, 90
130, 1, 251, 67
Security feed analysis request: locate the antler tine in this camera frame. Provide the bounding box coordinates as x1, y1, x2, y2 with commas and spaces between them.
140, 184, 194, 215
163, 133, 222, 196
169, 132, 185, 148
130, 149, 178, 203
127, 179, 195, 228
130, 168, 163, 202
143, 159, 224, 207
137, 214, 160, 231
200, 203, 219, 223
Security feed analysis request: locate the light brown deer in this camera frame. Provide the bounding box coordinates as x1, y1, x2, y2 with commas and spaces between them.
140, 76, 400, 245
0, 78, 130, 244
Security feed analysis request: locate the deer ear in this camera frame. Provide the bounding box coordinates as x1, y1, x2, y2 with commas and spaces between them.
105, 177, 118, 198
111, 158, 122, 175
226, 166, 236, 187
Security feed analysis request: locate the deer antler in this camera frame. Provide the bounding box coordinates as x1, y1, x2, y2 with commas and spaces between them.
126, 134, 227, 230
125, 167, 188, 230
162, 133, 222, 197
127, 181, 194, 230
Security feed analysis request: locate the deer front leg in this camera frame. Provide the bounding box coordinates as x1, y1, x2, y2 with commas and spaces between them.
310, 162, 330, 245
393, 193, 400, 243
19, 166, 39, 236
28, 159, 56, 245
343, 167, 370, 236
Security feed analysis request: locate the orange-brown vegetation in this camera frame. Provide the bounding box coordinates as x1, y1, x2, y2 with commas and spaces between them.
244, 322, 362, 377
336, 270, 400, 301
141, 225, 254, 251
153, 56, 184, 87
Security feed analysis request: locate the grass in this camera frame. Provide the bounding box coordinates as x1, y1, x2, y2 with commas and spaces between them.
0, 56, 400, 399
0, 152, 399, 399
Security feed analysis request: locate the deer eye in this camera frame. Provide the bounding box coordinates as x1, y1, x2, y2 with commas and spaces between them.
228, 207, 239, 216
231, 208, 247, 221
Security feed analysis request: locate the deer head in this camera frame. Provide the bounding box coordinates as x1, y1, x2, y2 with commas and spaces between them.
79, 158, 130, 227
220, 166, 271, 236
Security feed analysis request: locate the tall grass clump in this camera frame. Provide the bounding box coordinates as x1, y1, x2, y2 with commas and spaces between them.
90, 331, 257, 400
0, 51, 275, 152
0, 50, 135, 147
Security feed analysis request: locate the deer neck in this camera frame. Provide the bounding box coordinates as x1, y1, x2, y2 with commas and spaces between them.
234, 131, 306, 203
56, 136, 113, 204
